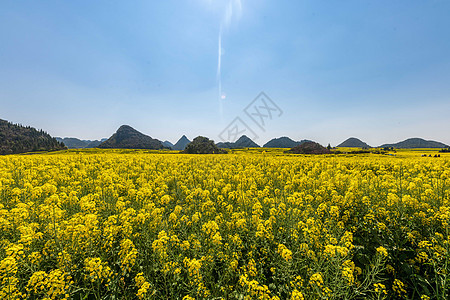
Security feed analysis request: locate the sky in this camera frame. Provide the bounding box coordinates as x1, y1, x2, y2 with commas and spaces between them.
1, 0, 450, 147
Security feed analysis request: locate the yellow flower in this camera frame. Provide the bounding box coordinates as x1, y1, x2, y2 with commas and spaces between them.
84, 257, 112, 284
291, 289, 305, 300
181, 240, 190, 250
119, 239, 138, 274
376, 246, 388, 257
26, 269, 72, 299
341, 267, 354, 285
277, 244, 293, 261
392, 279, 407, 297
309, 273, 323, 287
374, 283, 387, 295
135, 273, 151, 299
416, 251, 428, 264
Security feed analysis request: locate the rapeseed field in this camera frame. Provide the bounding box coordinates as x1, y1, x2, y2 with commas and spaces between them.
0, 149, 448, 299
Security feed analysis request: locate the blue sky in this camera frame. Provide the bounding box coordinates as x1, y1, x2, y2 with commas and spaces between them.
1, 0, 449, 146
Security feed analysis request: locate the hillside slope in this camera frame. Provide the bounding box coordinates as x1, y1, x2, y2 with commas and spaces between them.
337, 137, 371, 148
263, 137, 311, 148
217, 135, 260, 148
0, 119, 65, 154
98, 125, 164, 149
173, 135, 191, 150
380, 138, 448, 148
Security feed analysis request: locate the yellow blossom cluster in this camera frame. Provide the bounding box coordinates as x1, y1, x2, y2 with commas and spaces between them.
0, 148, 448, 298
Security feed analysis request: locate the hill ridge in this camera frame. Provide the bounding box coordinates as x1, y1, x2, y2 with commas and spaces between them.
0, 119, 65, 154
217, 135, 260, 148
98, 125, 164, 149
337, 137, 371, 148
263, 136, 312, 148
173, 135, 191, 150
380, 137, 448, 149
56, 137, 106, 149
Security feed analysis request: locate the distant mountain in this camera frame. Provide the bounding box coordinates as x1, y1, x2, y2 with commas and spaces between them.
56, 137, 88, 148
162, 141, 174, 149
87, 138, 107, 148
0, 119, 65, 155
234, 135, 260, 148
380, 138, 449, 149
337, 137, 371, 148
216, 142, 233, 148
56, 137, 106, 149
217, 135, 260, 148
286, 141, 332, 155
98, 125, 164, 149
263, 137, 311, 148
86, 140, 103, 148
173, 135, 191, 150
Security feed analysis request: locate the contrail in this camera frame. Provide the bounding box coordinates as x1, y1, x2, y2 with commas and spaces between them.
217, 0, 242, 120
217, 27, 223, 118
